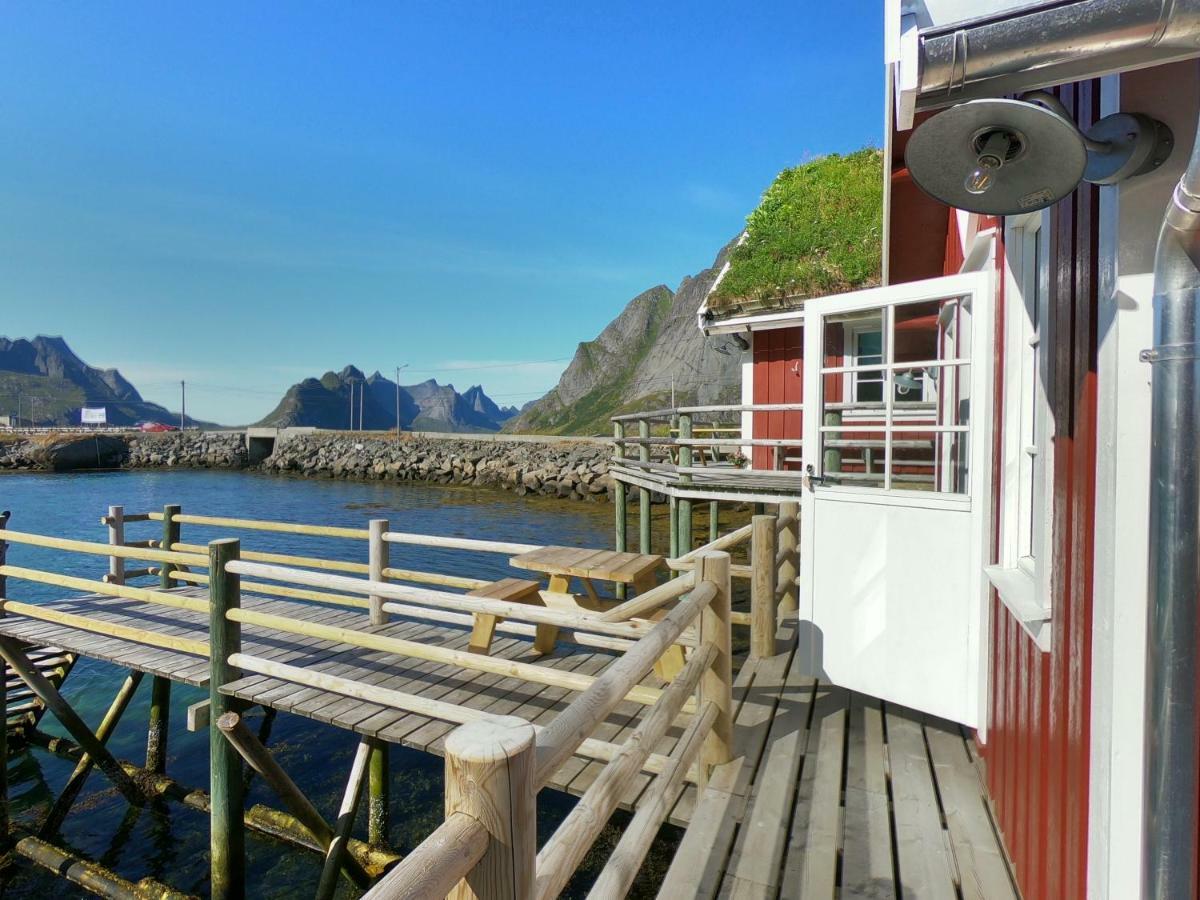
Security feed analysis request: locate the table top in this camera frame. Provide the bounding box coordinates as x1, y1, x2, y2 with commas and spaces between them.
509, 546, 663, 584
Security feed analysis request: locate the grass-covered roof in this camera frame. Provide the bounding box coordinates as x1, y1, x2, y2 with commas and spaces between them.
708, 148, 883, 317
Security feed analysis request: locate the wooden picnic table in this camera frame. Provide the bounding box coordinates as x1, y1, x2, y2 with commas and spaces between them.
508, 546, 664, 598
509, 546, 679, 677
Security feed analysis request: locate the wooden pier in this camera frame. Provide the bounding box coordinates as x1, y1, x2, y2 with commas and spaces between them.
0, 505, 1016, 898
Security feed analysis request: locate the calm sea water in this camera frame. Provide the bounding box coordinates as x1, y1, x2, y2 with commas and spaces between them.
0, 469, 675, 898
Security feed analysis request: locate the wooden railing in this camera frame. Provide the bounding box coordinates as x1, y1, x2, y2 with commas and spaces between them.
0, 508, 762, 897
611, 403, 805, 479
356, 549, 733, 899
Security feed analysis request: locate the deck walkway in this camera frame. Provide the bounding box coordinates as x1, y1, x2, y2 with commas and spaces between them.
0, 588, 1017, 897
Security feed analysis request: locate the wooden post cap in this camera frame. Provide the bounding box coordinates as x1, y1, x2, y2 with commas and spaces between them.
216, 711, 242, 732
444, 715, 535, 764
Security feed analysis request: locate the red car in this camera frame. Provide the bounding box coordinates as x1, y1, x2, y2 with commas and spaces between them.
138, 421, 178, 433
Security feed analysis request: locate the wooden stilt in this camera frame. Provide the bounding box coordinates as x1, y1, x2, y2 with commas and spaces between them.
39, 670, 145, 836
314, 739, 372, 900
613, 421, 627, 601
709, 500, 719, 543
678, 413, 693, 557
147, 504, 180, 776
367, 738, 389, 848
209, 538, 245, 900
146, 676, 170, 774
0, 637, 143, 807
216, 711, 370, 889
240, 708, 277, 794
669, 497, 679, 563
750, 515, 778, 659
777, 501, 799, 613
639, 419, 651, 555
444, 717, 536, 900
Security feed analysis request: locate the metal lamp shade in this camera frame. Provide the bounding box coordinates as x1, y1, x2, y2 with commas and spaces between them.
905, 98, 1087, 216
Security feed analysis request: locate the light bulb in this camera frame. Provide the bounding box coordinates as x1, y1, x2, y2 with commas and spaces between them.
964, 154, 1001, 195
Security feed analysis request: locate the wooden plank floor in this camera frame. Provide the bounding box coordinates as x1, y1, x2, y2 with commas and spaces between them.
0, 590, 1019, 896
0, 587, 694, 820
663, 620, 1019, 900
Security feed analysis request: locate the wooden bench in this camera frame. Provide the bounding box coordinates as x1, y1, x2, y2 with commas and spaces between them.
465, 578, 545, 655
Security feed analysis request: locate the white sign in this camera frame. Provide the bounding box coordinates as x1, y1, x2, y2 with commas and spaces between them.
80, 407, 107, 424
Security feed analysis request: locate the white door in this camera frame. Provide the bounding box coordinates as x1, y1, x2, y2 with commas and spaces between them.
798, 271, 993, 727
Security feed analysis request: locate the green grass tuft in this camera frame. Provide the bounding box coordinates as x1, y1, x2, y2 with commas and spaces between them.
710, 148, 883, 313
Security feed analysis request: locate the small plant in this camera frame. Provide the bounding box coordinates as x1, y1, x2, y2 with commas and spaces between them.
727, 449, 749, 468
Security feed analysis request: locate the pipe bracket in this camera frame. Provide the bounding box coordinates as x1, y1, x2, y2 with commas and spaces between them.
1140, 343, 1200, 363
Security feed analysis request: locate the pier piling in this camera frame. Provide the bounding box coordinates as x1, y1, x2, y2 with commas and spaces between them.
147, 504, 181, 774
209, 537, 245, 900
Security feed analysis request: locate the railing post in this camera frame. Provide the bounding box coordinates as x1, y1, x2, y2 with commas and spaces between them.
0, 511, 9, 846
613, 421, 627, 600
160, 504, 181, 588
709, 500, 719, 543
823, 410, 843, 475
638, 419, 651, 555
148, 503, 180, 775
677, 413, 693, 555
209, 538, 244, 900
106, 505, 125, 585
696, 551, 733, 780
777, 501, 799, 614
751, 515, 778, 659
367, 518, 391, 847
668, 496, 679, 563
369, 519, 389, 626
444, 716, 536, 900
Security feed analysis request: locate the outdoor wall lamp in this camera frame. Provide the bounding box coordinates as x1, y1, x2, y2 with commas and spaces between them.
905, 93, 1174, 215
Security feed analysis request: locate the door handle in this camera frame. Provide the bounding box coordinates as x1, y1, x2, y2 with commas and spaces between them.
805, 464, 825, 490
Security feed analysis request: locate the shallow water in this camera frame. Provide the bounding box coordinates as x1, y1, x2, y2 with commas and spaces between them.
0, 469, 679, 897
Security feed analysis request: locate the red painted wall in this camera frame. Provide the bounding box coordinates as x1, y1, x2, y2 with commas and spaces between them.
751, 327, 803, 470
979, 81, 1099, 900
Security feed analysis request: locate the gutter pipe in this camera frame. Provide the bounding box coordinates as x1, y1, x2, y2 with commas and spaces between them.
1143, 100, 1200, 900
915, 0, 1200, 108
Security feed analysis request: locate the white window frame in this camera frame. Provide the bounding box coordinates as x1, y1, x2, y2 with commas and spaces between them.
986, 211, 1054, 650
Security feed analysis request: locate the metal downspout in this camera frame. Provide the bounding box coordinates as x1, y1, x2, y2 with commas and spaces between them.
1143, 103, 1200, 899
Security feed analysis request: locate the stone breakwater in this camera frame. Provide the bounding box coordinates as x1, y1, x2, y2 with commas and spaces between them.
0, 431, 614, 502
261, 433, 614, 501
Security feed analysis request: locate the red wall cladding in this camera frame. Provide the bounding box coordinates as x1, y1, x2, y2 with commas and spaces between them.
751, 327, 803, 470
981, 80, 1099, 900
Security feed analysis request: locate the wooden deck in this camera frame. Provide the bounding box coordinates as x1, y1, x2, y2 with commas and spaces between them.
0, 588, 1017, 897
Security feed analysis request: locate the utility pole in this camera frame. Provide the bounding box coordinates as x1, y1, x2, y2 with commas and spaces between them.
180, 381, 186, 431
348, 380, 355, 431
359, 379, 364, 431
394, 364, 409, 439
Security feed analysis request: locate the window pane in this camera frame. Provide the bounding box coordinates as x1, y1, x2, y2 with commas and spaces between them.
820, 427, 888, 490
889, 429, 970, 494
893, 299, 944, 365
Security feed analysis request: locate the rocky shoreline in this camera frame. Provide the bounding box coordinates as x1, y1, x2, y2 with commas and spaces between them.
0, 431, 615, 502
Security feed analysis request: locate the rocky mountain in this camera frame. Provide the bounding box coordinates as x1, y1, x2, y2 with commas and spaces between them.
0, 335, 203, 427
508, 238, 744, 435
256, 366, 516, 433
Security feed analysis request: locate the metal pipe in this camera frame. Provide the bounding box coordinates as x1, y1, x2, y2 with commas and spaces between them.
917, 0, 1200, 106
1143, 98, 1200, 900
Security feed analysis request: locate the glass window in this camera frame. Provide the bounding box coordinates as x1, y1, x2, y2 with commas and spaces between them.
819, 297, 971, 494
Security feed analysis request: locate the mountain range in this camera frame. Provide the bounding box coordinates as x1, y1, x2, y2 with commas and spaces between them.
0, 336, 204, 427
506, 237, 744, 435
255, 366, 519, 433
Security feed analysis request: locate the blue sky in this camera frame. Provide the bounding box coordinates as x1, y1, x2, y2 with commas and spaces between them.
0, 2, 883, 424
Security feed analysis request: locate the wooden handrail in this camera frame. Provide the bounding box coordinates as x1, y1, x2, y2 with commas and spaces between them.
0, 565, 208, 614
0, 529, 206, 568
597, 572, 695, 623
225, 560, 664, 643
534, 578, 717, 785
172, 542, 369, 575
534, 643, 716, 900
361, 812, 488, 900
586, 702, 719, 899
146, 511, 369, 540
382, 530, 541, 555
225, 606, 674, 708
